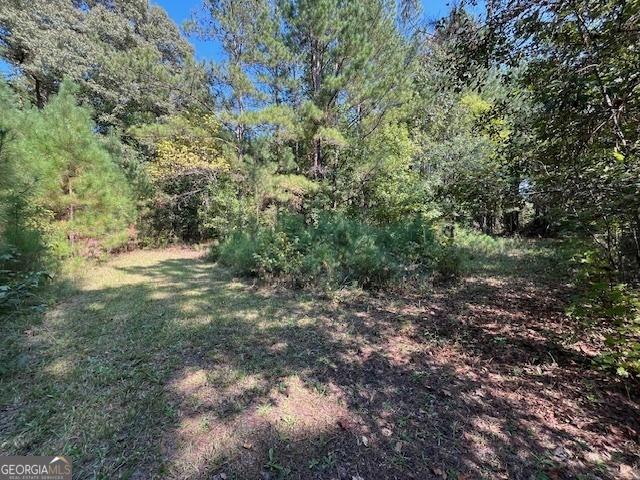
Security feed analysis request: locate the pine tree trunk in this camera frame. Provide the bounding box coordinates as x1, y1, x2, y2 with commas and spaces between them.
311, 37, 322, 176
34, 76, 45, 109
313, 138, 321, 177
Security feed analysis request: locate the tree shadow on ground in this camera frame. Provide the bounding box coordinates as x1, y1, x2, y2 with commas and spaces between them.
1, 249, 639, 479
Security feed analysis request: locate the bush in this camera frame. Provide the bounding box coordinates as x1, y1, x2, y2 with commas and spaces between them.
213, 232, 259, 275
130, 113, 240, 243
0, 81, 135, 255
215, 213, 457, 289
434, 245, 465, 281
0, 248, 52, 312
0, 80, 135, 304
568, 249, 640, 378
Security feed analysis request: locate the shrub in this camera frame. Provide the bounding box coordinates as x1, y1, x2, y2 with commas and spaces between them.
434, 245, 465, 281
214, 213, 456, 289
130, 114, 243, 243
568, 249, 640, 377
0, 248, 52, 312
0, 81, 135, 256
0, 80, 135, 306
214, 232, 260, 276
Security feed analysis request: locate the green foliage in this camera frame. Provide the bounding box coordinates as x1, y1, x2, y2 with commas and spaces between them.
215, 214, 456, 289
571, 282, 640, 379
193, 0, 416, 202
490, 0, 640, 275
130, 110, 322, 243
568, 250, 640, 377
344, 123, 426, 223
0, 248, 51, 312
482, 0, 640, 376
0, 80, 135, 268
199, 176, 254, 241
130, 113, 239, 242
2, 0, 638, 387
0, 0, 205, 128
453, 228, 517, 257
433, 244, 465, 281
412, 36, 522, 234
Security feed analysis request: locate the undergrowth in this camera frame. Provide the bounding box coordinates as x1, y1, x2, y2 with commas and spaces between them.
211, 214, 462, 290
568, 248, 640, 378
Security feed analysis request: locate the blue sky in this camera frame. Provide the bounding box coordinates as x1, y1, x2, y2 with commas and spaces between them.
1, 1, 480, 75
153, 0, 480, 61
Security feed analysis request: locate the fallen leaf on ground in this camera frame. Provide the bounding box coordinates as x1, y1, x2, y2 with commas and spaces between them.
337, 416, 356, 431
619, 464, 639, 480
431, 467, 446, 478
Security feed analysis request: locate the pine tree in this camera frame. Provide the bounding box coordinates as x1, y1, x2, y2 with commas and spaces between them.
0, 81, 135, 261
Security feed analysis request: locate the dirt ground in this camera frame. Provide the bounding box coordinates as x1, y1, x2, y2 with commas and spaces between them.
167, 281, 639, 479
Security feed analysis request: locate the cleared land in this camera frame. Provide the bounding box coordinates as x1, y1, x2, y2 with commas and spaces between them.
1, 244, 638, 479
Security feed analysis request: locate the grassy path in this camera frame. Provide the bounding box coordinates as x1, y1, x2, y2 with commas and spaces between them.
1, 246, 639, 479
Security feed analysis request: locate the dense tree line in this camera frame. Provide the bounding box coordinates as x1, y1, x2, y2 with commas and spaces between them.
1, 0, 639, 373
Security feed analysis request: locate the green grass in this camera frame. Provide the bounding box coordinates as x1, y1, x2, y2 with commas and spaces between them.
0, 240, 619, 480
0, 249, 325, 478
452, 228, 575, 279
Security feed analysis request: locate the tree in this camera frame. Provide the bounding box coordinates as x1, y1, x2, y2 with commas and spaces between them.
129, 112, 237, 241
280, 0, 416, 177
190, 0, 271, 162
489, 0, 640, 278
0, 81, 135, 263
191, 0, 420, 225
0, 0, 206, 128
410, 12, 524, 234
